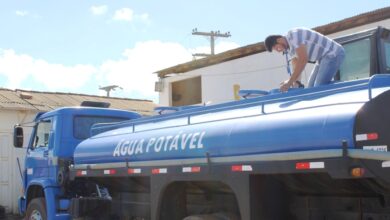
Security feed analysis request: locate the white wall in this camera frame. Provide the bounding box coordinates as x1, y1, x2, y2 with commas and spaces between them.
159, 19, 390, 106
0, 110, 36, 214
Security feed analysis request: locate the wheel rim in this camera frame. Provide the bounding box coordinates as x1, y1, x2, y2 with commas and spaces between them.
30, 210, 43, 220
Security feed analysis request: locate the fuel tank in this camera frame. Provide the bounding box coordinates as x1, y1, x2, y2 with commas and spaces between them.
73, 75, 390, 166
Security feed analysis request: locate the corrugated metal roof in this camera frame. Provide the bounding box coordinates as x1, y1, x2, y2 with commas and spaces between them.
155, 7, 390, 77
0, 89, 36, 110
0, 88, 156, 115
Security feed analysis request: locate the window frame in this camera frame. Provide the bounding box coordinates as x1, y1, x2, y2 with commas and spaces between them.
335, 35, 375, 82
379, 30, 390, 74
31, 118, 53, 150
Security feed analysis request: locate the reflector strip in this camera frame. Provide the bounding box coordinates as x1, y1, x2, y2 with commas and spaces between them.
382, 161, 390, 168
231, 165, 253, 172
76, 170, 87, 176
356, 133, 378, 141
363, 145, 387, 152
182, 166, 201, 173
128, 168, 142, 174
152, 168, 167, 174
103, 169, 116, 175
296, 162, 324, 170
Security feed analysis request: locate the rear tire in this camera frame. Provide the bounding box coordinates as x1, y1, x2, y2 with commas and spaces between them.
26, 198, 47, 220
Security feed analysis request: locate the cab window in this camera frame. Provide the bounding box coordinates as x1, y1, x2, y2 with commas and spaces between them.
339, 38, 371, 81
32, 119, 52, 149
73, 116, 128, 139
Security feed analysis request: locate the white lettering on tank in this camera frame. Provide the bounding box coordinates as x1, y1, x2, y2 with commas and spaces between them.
146, 138, 156, 153
169, 134, 179, 151
135, 139, 144, 154
197, 131, 206, 148
128, 140, 136, 155
113, 130, 206, 157
113, 139, 124, 157
127, 142, 133, 155
120, 140, 130, 156
181, 133, 192, 150
189, 132, 200, 149
164, 136, 173, 151
154, 137, 165, 152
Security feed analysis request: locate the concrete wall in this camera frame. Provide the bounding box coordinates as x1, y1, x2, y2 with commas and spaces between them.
159, 19, 390, 106
0, 110, 36, 214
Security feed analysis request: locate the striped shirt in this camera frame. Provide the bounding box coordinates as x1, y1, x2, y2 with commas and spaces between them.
285, 28, 343, 62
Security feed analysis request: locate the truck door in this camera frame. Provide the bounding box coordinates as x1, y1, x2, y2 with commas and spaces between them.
25, 118, 53, 184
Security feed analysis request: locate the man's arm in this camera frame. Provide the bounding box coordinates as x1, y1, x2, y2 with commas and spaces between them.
280, 45, 308, 91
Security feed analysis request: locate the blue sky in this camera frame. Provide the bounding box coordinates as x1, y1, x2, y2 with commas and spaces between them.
0, 1, 388, 102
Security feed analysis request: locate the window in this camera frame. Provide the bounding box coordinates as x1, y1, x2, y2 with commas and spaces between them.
339, 38, 371, 81
32, 119, 52, 149
73, 116, 129, 139
171, 76, 202, 106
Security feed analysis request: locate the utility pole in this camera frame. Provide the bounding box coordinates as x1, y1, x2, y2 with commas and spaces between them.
99, 85, 122, 97
192, 28, 231, 57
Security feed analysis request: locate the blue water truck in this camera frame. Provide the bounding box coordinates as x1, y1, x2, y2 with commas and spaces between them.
13, 27, 390, 220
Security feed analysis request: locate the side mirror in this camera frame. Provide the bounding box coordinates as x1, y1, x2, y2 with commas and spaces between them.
13, 125, 24, 148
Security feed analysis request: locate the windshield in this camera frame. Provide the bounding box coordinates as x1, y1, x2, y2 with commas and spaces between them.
73, 116, 128, 139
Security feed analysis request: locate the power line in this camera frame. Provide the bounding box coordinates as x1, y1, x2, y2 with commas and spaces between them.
192, 28, 231, 58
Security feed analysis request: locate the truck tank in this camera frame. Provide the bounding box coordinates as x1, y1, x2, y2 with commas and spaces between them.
73, 75, 390, 168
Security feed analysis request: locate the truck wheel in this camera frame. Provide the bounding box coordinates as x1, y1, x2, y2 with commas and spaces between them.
26, 198, 47, 220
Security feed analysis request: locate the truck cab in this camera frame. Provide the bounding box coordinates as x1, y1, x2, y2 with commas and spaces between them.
336, 26, 390, 81
14, 103, 141, 219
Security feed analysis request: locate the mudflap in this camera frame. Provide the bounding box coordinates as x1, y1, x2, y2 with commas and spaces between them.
69, 197, 111, 218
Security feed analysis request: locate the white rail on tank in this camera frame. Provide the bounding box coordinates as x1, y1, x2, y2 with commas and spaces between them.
92, 75, 390, 137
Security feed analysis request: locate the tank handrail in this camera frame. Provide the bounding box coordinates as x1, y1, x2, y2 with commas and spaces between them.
96, 78, 384, 135
134, 80, 369, 123
367, 74, 390, 100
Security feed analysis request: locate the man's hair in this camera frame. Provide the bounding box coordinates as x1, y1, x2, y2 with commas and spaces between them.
264, 35, 283, 52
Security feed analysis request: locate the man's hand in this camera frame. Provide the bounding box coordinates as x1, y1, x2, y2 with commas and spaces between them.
280, 80, 293, 92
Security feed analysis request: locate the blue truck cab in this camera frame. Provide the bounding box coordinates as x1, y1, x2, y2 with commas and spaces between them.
13, 102, 141, 219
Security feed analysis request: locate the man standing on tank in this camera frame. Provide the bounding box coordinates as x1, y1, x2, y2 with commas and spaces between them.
265, 27, 345, 92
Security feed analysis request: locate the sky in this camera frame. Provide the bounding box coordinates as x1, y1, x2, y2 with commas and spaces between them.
0, 1, 388, 102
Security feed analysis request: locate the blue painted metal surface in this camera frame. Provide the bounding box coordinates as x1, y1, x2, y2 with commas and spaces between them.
74, 75, 390, 166
21, 107, 141, 219
17, 196, 26, 215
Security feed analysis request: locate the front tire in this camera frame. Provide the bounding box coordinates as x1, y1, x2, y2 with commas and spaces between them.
26, 198, 47, 220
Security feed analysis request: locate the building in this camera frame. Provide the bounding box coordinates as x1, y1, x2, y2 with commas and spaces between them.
155, 7, 390, 106
0, 88, 156, 214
